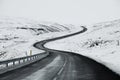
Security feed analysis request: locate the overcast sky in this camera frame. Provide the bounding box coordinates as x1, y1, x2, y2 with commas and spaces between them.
0, 0, 120, 25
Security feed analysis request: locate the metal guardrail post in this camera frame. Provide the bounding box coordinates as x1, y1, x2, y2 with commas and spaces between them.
30, 57, 32, 61
13, 61, 15, 66
6, 63, 8, 67
27, 58, 29, 61
19, 60, 21, 64
32, 57, 34, 60
23, 59, 25, 62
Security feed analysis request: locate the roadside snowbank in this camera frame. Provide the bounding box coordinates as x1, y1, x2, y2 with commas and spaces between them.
45, 19, 120, 75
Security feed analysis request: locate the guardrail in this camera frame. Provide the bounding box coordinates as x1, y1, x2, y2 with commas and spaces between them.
0, 52, 49, 75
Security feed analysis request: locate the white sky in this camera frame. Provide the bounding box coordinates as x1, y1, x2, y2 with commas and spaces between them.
0, 0, 120, 25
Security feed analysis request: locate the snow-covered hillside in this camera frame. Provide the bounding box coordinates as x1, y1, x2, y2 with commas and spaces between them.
46, 19, 120, 75
0, 17, 79, 61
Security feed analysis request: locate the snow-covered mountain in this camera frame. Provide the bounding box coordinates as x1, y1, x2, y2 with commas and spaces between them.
0, 17, 77, 34
0, 17, 78, 61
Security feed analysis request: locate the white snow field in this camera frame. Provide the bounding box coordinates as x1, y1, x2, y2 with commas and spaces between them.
0, 17, 79, 61
46, 19, 120, 75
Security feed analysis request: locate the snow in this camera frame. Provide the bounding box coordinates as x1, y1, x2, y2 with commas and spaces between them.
0, 17, 79, 61
45, 19, 120, 75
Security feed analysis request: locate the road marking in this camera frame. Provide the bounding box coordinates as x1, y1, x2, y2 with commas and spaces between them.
57, 58, 67, 75
22, 56, 61, 80
53, 56, 67, 80
53, 77, 57, 80
57, 67, 64, 75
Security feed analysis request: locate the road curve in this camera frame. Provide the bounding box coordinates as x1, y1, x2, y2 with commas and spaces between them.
0, 26, 120, 80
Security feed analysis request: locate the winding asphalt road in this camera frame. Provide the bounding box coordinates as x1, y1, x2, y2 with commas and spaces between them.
0, 26, 120, 80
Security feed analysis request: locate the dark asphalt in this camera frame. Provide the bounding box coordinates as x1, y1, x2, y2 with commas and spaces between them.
0, 26, 120, 80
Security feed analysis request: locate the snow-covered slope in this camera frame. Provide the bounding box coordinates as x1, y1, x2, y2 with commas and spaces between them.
0, 17, 78, 61
46, 19, 120, 75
